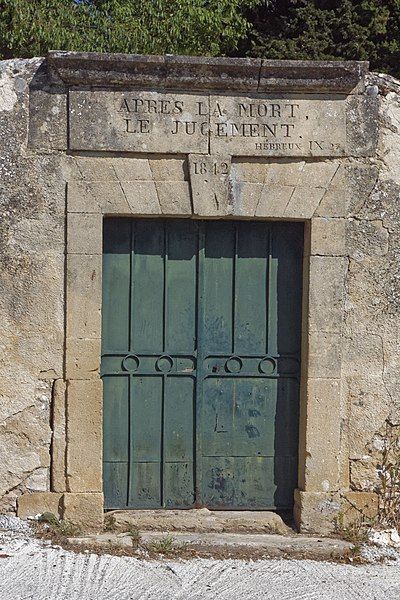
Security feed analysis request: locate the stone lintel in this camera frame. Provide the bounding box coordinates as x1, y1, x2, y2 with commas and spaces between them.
48, 51, 367, 93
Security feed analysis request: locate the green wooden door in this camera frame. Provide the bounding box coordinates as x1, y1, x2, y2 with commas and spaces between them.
102, 218, 303, 510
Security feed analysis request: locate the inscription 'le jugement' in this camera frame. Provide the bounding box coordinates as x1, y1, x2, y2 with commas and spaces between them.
119, 98, 301, 139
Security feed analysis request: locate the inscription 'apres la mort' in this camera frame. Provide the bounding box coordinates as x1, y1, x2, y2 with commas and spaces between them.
119, 97, 301, 139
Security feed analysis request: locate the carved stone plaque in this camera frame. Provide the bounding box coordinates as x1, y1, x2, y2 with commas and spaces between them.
69, 90, 346, 157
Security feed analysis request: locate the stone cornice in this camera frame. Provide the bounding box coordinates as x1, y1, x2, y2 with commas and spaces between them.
47, 51, 368, 93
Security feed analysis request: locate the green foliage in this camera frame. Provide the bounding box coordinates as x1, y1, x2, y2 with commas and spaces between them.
1, 1, 399, 79
37, 512, 81, 537
149, 534, 176, 555
242, 0, 400, 78
0, 0, 260, 59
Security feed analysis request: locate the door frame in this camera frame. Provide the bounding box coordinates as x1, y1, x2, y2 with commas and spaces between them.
61, 163, 347, 529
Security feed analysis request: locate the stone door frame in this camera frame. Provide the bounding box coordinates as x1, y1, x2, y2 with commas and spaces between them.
62, 157, 347, 529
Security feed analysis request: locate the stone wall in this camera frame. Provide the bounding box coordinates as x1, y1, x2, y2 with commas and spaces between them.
344, 74, 400, 501
0, 58, 64, 510
0, 54, 399, 533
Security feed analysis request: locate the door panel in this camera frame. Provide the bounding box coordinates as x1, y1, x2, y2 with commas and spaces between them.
102, 218, 303, 510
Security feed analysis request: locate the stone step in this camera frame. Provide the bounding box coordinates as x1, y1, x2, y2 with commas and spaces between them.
108, 508, 291, 535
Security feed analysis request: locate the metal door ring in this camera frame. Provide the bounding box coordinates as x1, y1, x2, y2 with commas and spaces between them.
156, 355, 174, 373
122, 354, 140, 372
225, 356, 243, 373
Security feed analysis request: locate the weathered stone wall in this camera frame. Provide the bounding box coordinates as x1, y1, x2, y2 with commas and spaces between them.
344, 74, 400, 499
0, 55, 399, 533
0, 58, 64, 510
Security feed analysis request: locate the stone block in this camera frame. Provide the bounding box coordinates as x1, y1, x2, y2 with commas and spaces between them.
65, 338, 101, 380
346, 95, 379, 157
66, 254, 102, 339
308, 256, 347, 332
61, 492, 104, 531
67, 213, 102, 254
189, 154, 232, 216
264, 161, 306, 186
301, 379, 342, 492
70, 157, 152, 181
308, 331, 342, 378
314, 186, 347, 218
343, 491, 379, 524
67, 180, 117, 214
310, 218, 346, 256
232, 182, 262, 217
121, 181, 161, 214
255, 185, 294, 217
29, 86, 67, 150
231, 160, 266, 183
300, 162, 339, 188
294, 489, 342, 534
156, 181, 192, 215
149, 157, 187, 181
112, 158, 153, 181
350, 457, 379, 491
342, 334, 384, 379
51, 379, 67, 493
346, 377, 391, 459
17, 492, 62, 519
67, 180, 130, 214
284, 186, 326, 219
66, 379, 102, 493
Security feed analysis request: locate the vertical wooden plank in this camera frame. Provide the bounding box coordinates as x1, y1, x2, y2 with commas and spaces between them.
195, 221, 205, 506
129, 463, 161, 508
235, 221, 268, 354
267, 224, 278, 356
165, 220, 197, 353
232, 378, 277, 458
203, 221, 235, 353
131, 220, 164, 352
103, 375, 129, 462
103, 463, 128, 509
102, 218, 131, 352
129, 375, 162, 507
103, 375, 129, 509
164, 377, 194, 463
273, 222, 304, 354
164, 374, 195, 507
202, 377, 234, 458
130, 376, 162, 461
164, 463, 195, 507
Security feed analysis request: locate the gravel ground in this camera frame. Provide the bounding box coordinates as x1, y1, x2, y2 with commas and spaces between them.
0, 519, 399, 600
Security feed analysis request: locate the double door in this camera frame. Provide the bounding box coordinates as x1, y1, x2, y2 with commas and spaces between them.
102, 218, 303, 510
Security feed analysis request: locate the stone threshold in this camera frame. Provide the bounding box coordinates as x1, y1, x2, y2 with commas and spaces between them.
107, 508, 292, 535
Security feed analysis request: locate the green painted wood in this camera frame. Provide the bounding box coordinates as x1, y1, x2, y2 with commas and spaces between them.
102, 218, 303, 510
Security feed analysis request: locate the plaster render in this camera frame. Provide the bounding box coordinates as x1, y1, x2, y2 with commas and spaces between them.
0, 54, 398, 533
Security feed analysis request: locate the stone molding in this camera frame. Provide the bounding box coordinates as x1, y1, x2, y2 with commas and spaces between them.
47, 51, 367, 93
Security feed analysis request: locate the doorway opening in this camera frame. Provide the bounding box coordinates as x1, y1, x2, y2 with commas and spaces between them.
102, 218, 303, 510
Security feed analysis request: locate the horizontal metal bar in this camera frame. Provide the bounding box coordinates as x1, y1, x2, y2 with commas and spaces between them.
102, 351, 197, 358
